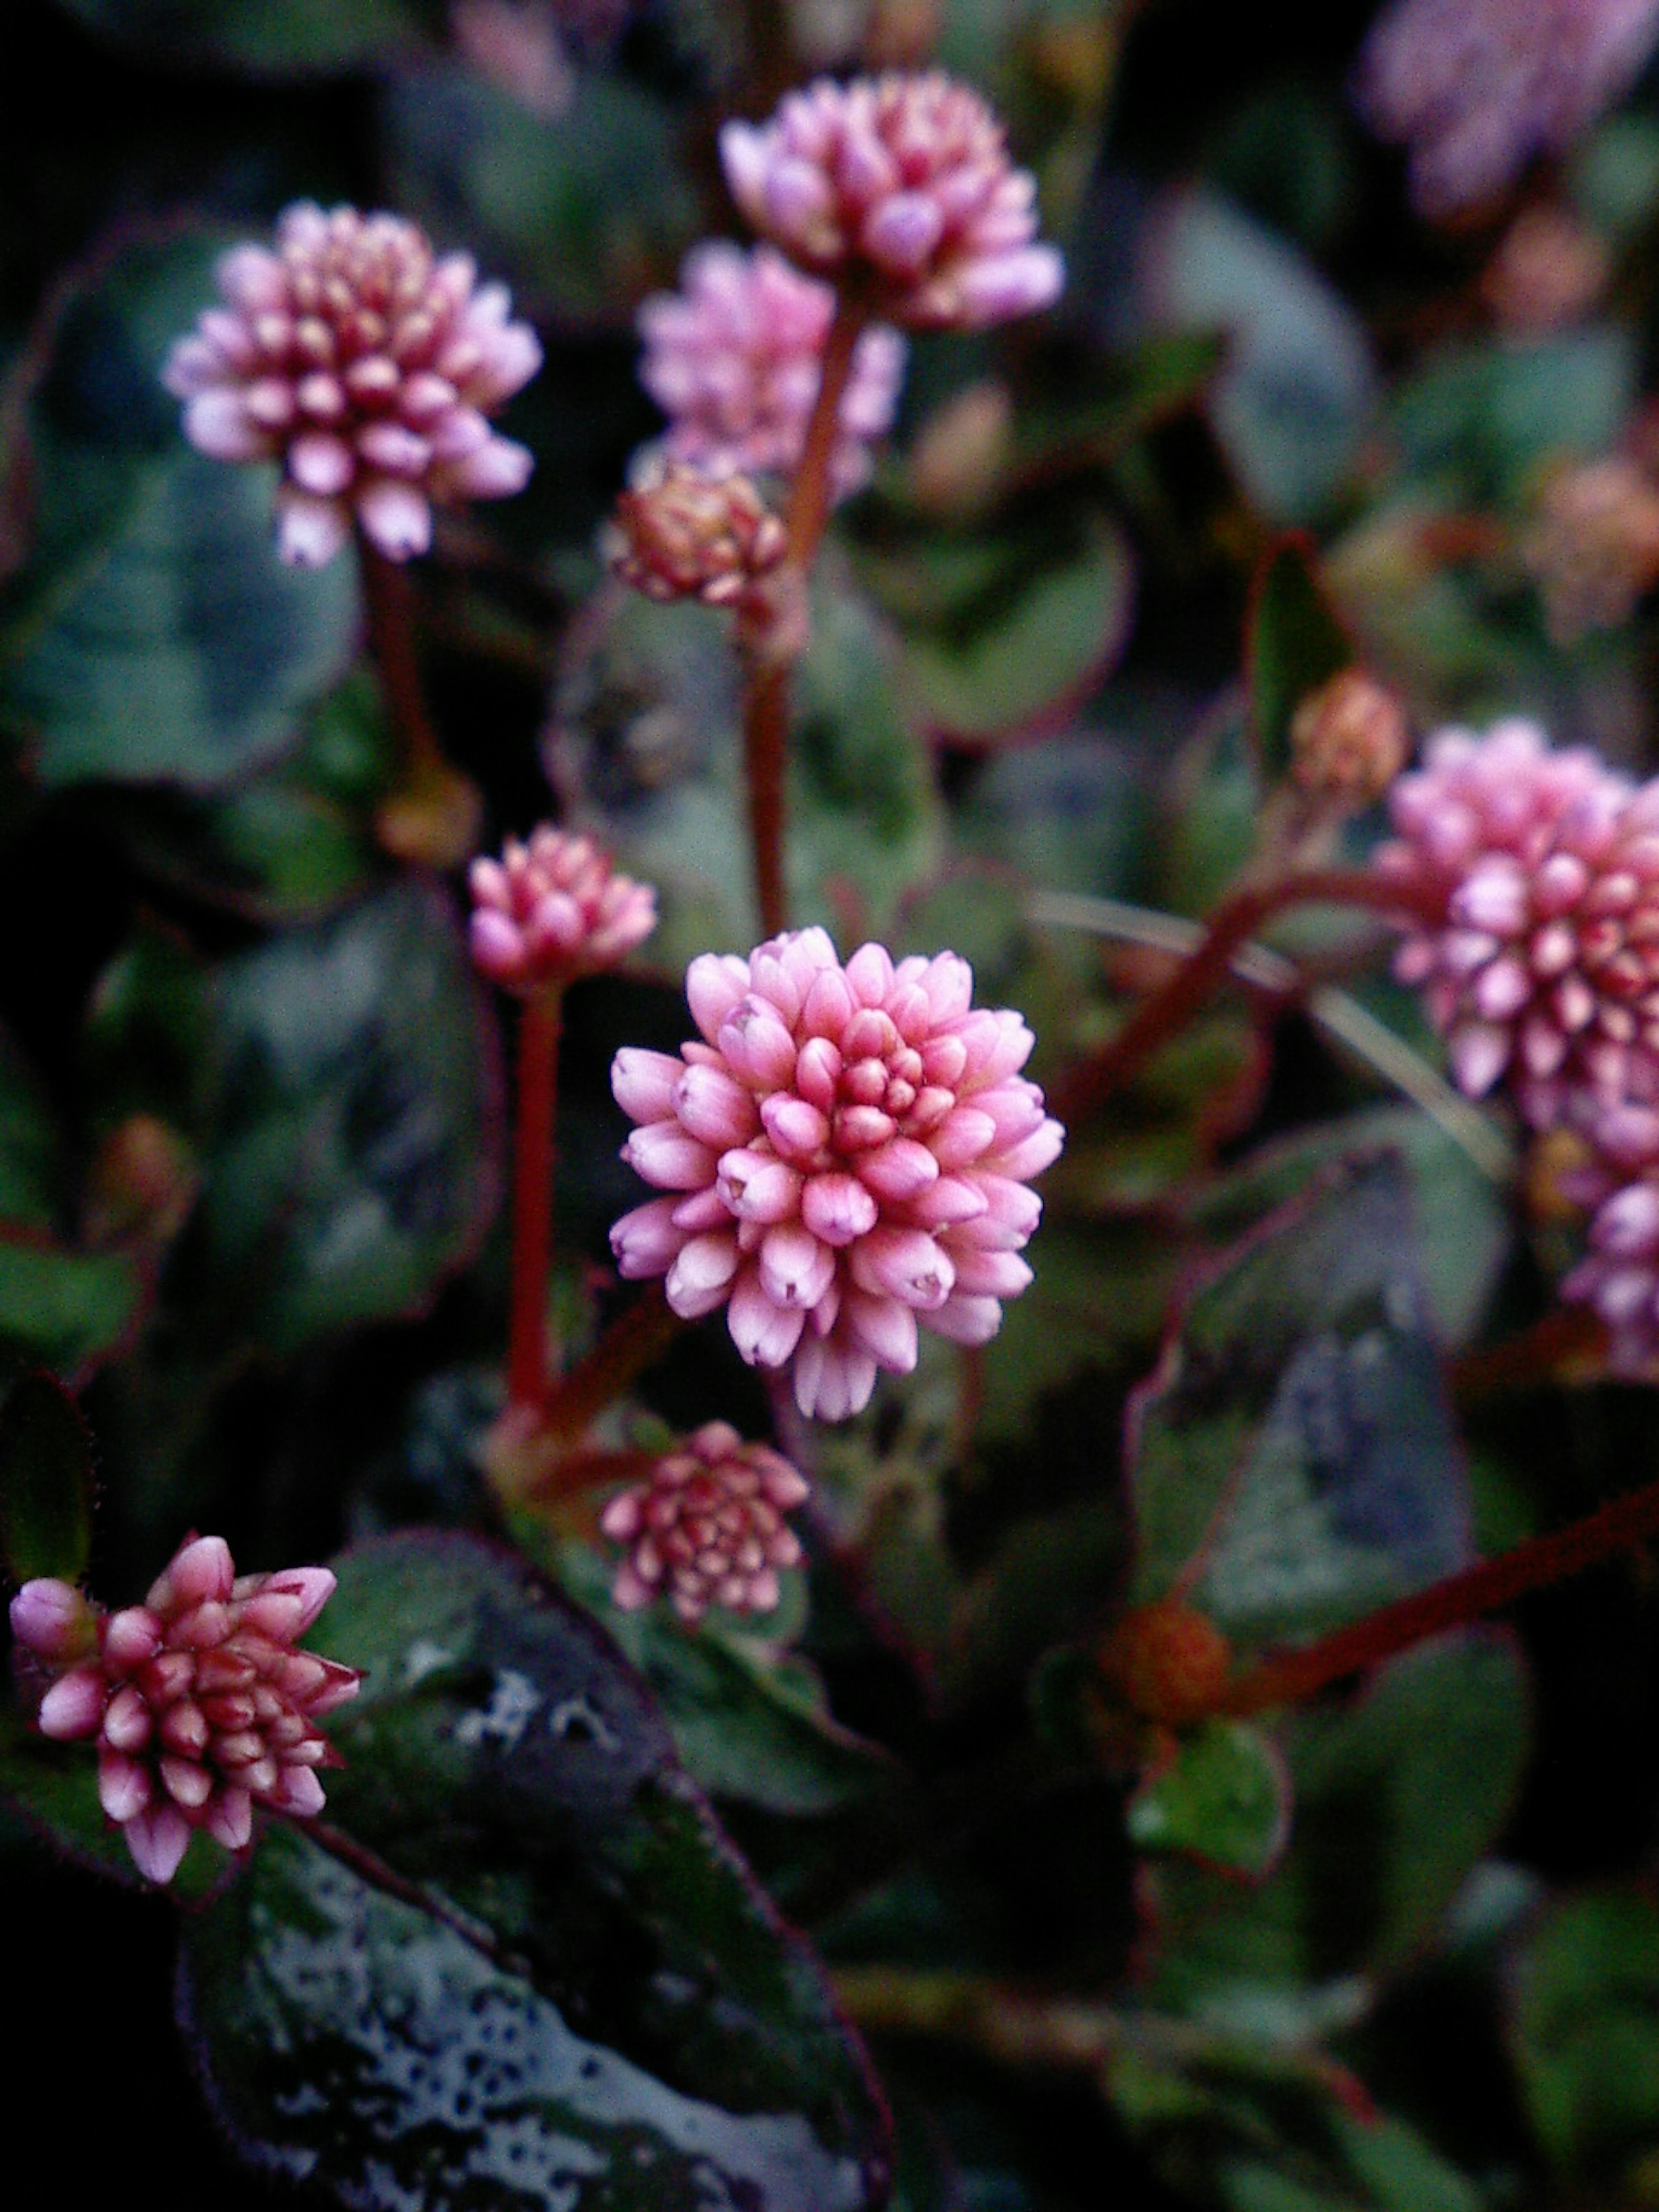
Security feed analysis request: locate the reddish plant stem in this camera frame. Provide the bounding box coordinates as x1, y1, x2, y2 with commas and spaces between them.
1054, 867, 1438, 1125
739, 296, 871, 938
1217, 1473, 1659, 1716
1451, 1304, 1608, 1406
538, 1284, 684, 1447
506, 990, 563, 1413
358, 536, 447, 780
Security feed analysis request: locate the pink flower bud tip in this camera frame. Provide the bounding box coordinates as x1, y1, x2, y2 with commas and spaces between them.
468, 825, 656, 994
13, 1533, 360, 1883
610, 929, 1062, 1420
720, 73, 1064, 331
600, 1422, 810, 1624
636, 242, 905, 498
163, 201, 542, 566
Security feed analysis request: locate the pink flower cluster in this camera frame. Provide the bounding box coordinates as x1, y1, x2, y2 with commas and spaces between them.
10, 1535, 360, 1885
1377, 720, 1659, 1127
638, 243, 906, 500
164, 201, 541, 567
721, 73, 1065, 330
1357, 0, 1659, 217
1377, 718, 1659, 1367
610, 929, 1062, 1421
599, 1421, 809, 1623
469, 826, 657, 994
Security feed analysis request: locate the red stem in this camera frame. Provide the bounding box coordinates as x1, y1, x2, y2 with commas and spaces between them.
506, 990, 563, 1412
738, 296, 870, 938
357, 535, 445, 779
1218, 1473, 1659, 1716
1054, 866, 1435, 1125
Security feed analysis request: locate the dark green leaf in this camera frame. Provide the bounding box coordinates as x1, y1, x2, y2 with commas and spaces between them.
201, 881, 501, 1352
0, 1232, 142, 1378
1248, 540, 1353, 781
1150, 1634, 1529, 2010
1506, 1888, 1659, 2176
1128, 1156, 1472, 1652
1127, 1721, 1292, 1880
0, 237, 359, 791
553, 1540, 895, 1817
1391, 332, 1637, 506
383, 63, 697, 325
0, 1370, 94, 1584
179, 1530, 892, 2212
52, 0, 423, 73
898, 524, 1135, 747
1138, 191, 1378, 524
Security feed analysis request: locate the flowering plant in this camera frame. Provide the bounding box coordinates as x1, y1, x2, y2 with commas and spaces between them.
10, 9, 1659, 2212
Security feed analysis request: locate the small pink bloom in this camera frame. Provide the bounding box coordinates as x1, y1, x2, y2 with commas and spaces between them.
599, 1422, 809, 1623
1560, 1102, 1659, 1366
1375, 718, 1659, 1127
720, 73, 1065, 331
637, 242, 905, 497
9, 1535, 360, 1885
610, 929, 1062, 1419
468, 826, 656, 994
164, 202, 542, 567
1356, 0, 1659, 217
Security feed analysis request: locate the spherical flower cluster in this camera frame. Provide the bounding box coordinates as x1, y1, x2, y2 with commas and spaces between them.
608, 458, 787, 609
1356, 0, 1659, 218
598, 1422, 810, 1622
638, 243, 906, 499
610, 929, 1063, 1421
469, 826, 657, 995
163, 201, 542, 568
1376, 719, 1659, 1127
1481, 202, 1610, 332
721, 73, 1065, 330
10, 1535, 360, 1885
1288, 667, 1410, 814
1521, 454, 1659, 645
1556, 1103, 1659, 1365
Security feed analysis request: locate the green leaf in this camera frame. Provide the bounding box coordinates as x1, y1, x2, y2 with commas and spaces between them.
1248, 540, 1353, 781
1150, 1634, 1529, 2013
0, 1370, 94, 1584
383, 63, 697, 325
0, 1232, 142, 1379
51, 0, 423, 73
179, 1531, 892, 2212
200, 881, 500, 1352
1138, 191, 1378, 524
552, 1540, 895, 1817
0, 236, 359, 792
1128, 1721, 1291, 1880
1506, 1888, 1659, 2176
1189, 1105, 1512, 1351
898, 524, 1135, 746
0, 1033, 63, 1230
1391, 332, 1637, 507
1128, 1155, 1472, 1652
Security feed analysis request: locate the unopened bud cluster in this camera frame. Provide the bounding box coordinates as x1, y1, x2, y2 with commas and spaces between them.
10, 1535, 360, 1885
1289, 668, 1409, 812
599, 1422, 810, 1623
469, 826, 657, 995
608, 460, 787, 610
1522, 454, 1659, 645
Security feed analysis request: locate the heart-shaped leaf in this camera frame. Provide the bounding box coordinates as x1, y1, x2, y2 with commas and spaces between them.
178, 1530, 893, 2212
1127, 1719, 1292, 1880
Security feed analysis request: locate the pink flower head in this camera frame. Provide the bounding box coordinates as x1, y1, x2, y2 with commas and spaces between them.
720, 73, 1065, 330
1375, 718, 1659, 1127
637, 242, 906, 499
609, 929, 1064, 1421
469, 826, 657, 994
10, 1534, 360, 1885
598, 1421, 810, 1623
1561, 1101, 1659, 1366
162, 201, 543, 568
1356, 0, 1659, 218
